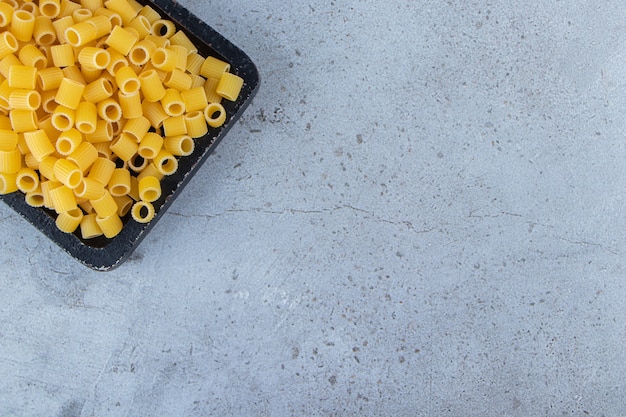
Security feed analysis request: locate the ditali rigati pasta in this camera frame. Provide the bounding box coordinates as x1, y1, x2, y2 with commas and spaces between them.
0, 0, 243, 239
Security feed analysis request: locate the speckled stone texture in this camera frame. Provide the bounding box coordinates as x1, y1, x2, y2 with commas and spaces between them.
1, 1, 625, 416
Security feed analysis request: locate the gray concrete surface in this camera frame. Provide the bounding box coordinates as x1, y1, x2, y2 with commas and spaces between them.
1, 1, 626, 416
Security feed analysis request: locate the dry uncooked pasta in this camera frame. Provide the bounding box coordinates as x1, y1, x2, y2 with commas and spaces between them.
0, 0, 244, 239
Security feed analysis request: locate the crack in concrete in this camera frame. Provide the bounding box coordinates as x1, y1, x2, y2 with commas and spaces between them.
168, 204, 434, 235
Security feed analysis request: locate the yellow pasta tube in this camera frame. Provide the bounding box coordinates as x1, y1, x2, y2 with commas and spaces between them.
189, 73, 205, 88
0, 172, 17, 194
0, 115, 11, 129
109, 132, 137, 161
40, 180, 59, 208
126, 174, 139, 199
150, 47, 176, 72
87, 119, 112, 142
39, 115, 61, 143
138, 69, 164, 102
164, 135, 194, 157
61, 65, 85, 84
204, 102, 226, 128
144, 34, 169, 48
0, 32, 18, 61
127, 14, 150, 39
38, 155, 58, 181
37, 67, 63, 90
180, 86, 207, 112
151, 19, 175, 38
185, 52, 203, 75
67, 141, 97, 172
104, 25, 137, 55
104, 0, 137, 24
55, 77, 84, 109
90, 188, 117, 217
169, 45, 187, 70
0, 128, 18, 151
51, 104, 75, 131
24, 129, 54, 161
56, 207, 83, 233
137, 131, 161, 159
152, 148, 177, 175
111, 119, 123, 137
81, 0, 104, 12
170, 30, 197, 54
128, 38, 155, 66
163, 68, 191, 91
55, 128, 82, 155
50, 43, 75, 67
80, 65, 101, 83
117, 90, 141, 119
160, 88, 184, 117
0, 54, 20, 79
92, 141, 111, 159
49, 184, 77, 213
65, 21, 98, 47
16, 167, 39, 192
138, 174, 160, 202
19, 2, 38, 15
131, 200, 153, 223
105, 48, 127, 76
141, 99, 167, 127
0, 80, 12, 110
9, 89, 40, 110
184, 110, 207, 138
87, 156, 114, 184
24, 152, 39, 170
15, 132, 29, 155
8, 65, 37, 89
138, 5, 159, 23
75, 101, 96, 133
126, 0, 142, 13
80, 212, 102, 238
18, 44, 48, 70
84, 15, 111, 38
83, 77, 112, 102
74, 176, 104, 199
162, 115, 186, 137
200, 56, 230, 80
53, 158, 82, 188
33, 16, 56, 45
0, 2, 14, 28
72, 8, 92, 23
95, 212, 122, 238
107, 167, 130, 196
127, 152, 146, 172
77, 46, 110, 69
121, 115, 149, 142
11, 10, 35, 42
60, 0, 82, 17
51, 15, 73, 44
94, 8, 121, 30
114, 65, 139, 94
0, 148, 21, 173
216, 72, 244, 101
25, 185, 45, 207
113, 193, 132, 216
203, 77, 222, 104
136, 161, 162, 181
96, 97, 121, 122
40, 89, 57, 113
39, 0, 61, 19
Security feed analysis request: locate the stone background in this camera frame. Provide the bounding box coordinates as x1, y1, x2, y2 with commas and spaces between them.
1, 1, 625, 416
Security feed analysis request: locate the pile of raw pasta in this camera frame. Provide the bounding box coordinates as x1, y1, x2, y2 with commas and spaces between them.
0, 0, 243, 239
